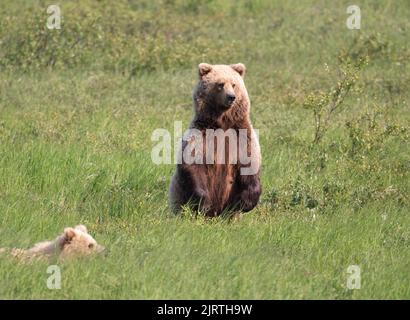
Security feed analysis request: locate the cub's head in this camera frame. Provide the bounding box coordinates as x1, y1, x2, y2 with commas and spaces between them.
60, 225, 105, 260
195, 63, 249, 113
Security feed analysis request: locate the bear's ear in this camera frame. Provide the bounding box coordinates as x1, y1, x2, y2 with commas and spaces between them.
198, 63, 213, 77
75, 225, 88, 233
230, 63, 246, 78
63, 228, 76, 241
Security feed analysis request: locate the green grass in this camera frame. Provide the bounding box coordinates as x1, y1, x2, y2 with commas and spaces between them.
0, 0, 409, 299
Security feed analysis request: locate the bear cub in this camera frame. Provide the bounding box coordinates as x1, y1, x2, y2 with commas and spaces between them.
0, 225, 105, 262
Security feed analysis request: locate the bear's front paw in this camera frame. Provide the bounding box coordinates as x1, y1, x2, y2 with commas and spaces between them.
239, 185, 261, 212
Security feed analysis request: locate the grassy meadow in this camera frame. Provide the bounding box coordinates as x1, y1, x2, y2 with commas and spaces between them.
0, 0, 409, 299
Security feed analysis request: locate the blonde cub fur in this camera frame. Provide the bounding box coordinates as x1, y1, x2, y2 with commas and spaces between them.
0, 225, 105, 262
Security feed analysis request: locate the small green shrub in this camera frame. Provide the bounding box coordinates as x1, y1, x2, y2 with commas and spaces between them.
338, 33, 391, 63
345, 106, 409, 158
303, 56, 367, 144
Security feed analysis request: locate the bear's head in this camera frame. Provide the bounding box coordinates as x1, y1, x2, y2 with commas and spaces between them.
60, 225, 105, 260
194, 63, 250, 116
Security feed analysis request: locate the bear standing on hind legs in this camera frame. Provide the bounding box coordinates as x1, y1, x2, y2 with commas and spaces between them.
169, 63, 261, 217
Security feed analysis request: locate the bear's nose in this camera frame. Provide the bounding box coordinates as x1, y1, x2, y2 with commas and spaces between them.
226, 94, 236, 103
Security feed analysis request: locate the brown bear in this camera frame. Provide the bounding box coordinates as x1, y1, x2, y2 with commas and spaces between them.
169, 63, 261, 217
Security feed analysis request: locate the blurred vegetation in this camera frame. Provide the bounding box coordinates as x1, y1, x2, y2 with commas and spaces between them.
0, 0, 251, 73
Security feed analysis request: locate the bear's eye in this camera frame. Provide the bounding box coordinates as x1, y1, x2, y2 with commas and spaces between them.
88, 243, 94, 249
217, 83, 224, 90
232, 83, 236, 89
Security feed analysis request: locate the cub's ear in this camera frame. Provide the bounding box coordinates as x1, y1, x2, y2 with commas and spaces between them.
75, 225, 88, 233
198, 63, 213, 77
230, 63, 246, 78
63, 227, 76, 241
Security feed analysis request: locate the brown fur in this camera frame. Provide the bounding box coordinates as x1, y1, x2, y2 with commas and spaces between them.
169, 63, 261, 217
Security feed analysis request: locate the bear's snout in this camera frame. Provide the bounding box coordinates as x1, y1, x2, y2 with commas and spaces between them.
96, 244, 106, 254
226, 93, 236, 105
